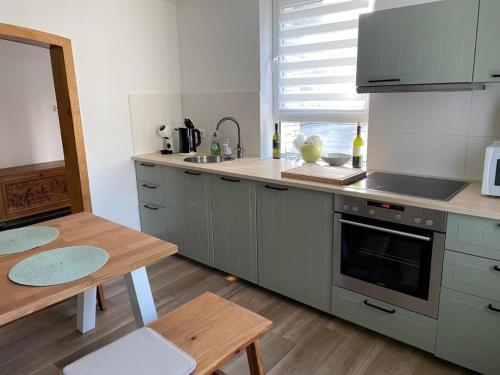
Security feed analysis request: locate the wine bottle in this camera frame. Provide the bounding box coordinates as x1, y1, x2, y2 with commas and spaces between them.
272, 123, 281, 159
352, 123, 364, 168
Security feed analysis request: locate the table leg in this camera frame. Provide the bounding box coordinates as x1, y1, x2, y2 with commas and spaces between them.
124, 267, 158, 327
77, 287, 97, 333
246, 339, 265, 375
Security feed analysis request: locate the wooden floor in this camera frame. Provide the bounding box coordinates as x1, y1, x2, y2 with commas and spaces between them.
0, 255, 473, 375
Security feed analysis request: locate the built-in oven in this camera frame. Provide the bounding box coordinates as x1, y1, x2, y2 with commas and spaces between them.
333, 195, 446, 318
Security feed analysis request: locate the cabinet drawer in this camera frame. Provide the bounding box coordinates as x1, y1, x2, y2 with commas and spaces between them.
446, 214, 500, 260
139, 202, 166, 240
443, 250, 500, 302
137, 181, 165, 207
332, 286, 437, 353
135, 161, 164, 185
436, 288, 500, 375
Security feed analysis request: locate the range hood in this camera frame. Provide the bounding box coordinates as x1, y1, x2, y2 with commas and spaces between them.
357, 83, 485, 94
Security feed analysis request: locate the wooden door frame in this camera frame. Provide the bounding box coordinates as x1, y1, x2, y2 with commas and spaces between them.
0, 23, 91, 213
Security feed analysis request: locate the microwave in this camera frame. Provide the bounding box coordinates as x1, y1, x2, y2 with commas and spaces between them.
482, 141, 500, 197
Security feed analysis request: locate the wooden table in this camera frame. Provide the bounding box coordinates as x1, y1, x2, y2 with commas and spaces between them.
149, 292, 273, 375
0, 212, 177, 333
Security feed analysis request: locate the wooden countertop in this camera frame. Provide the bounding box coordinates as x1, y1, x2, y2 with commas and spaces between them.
133, 153, 500, 221
0, 212, 177, 327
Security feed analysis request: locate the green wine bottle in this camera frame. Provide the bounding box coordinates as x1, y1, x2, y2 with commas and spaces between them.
272, 123, 281, 159
352, 123, 364, 168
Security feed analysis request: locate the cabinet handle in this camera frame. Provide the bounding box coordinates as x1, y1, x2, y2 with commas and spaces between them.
491, 74, 500, 78
488, 304, 500, 313
363, 299, 396, 314
184, 170, 201, 176
493, 265, 500, 272
368, 78, 401, 83
140, 163, 155, 167
143, 204, 158, 210
221, 177, 240, 183
265, 185, 288, 191
142, 184, 157, 189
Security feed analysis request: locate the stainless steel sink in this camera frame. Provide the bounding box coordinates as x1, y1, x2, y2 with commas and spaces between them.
184, 155, 234, 164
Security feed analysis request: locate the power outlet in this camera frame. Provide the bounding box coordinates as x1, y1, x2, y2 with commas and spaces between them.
199, 129, 206, 138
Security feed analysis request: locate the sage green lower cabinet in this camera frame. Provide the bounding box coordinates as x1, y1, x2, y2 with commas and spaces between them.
442, 250, 500, 303
332, 286, 437, 353
210, 175, 257, 283
436, 288, 500, 375
139, 202, 166, 239
446, 213, 500, 260
256, 183, 333, 313
164, 167, 214, 266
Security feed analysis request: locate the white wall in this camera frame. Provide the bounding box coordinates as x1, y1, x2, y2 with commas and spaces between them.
176, 0, 264, 157
367, 0, 500, 180
0, 40, 63, 169
0, 0, 181, 228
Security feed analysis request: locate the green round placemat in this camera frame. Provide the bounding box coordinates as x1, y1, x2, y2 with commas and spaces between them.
0, 226, 60, 255
8, 246, 109, 287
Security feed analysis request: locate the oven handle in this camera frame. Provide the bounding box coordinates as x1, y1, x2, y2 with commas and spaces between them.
339, 218, 432, 242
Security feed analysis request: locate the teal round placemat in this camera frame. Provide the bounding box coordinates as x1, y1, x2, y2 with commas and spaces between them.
8, 246, 109, 287
0, 226, 60, 255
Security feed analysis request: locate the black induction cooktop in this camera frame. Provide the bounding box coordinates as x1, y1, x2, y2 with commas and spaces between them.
352, 172, 469, 201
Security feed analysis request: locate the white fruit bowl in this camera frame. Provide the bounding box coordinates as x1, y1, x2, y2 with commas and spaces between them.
321, 153, 351, 166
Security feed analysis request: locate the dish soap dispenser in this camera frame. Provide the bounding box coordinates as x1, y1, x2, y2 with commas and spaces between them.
210, 132, 221, 156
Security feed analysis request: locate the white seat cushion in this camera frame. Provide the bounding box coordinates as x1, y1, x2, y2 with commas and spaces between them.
61, 327, 196, 375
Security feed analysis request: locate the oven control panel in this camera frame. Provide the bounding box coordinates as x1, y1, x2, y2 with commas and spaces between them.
334, 195, 447, 232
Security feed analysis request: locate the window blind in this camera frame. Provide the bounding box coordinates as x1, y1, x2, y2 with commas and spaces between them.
274, 0, 371, 123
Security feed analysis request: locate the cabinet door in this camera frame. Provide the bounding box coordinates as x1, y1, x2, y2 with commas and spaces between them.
357, 0, 479, 86
436, 288, 500, 375
446, 213, 500, 261
164, 168, 213, 266
139, 202, 166, 239
211, 175, 257, 283
257, 183, 333, 312
474, 0, 500, 82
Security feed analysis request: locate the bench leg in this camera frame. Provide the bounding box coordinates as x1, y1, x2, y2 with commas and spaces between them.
77, 287, 97, 333
125, 267, 158, 327
246, 339, 265, 375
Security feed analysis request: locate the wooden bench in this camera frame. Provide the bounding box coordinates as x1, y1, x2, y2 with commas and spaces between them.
148, 292, 273, 375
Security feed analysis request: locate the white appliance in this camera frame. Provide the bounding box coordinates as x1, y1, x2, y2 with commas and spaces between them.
158, 125, 179, 154
481, 141, 500, 197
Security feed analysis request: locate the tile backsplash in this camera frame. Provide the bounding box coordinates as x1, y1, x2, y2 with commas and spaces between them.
367, 83, 500, 180
129, 92, 182, 155
181, 91, 261, 157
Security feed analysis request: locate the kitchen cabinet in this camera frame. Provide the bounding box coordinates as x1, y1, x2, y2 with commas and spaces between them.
210, 175, 258, 283
139, 202, 166, 239
164, 167, 214, 266
474, 0, 500, 82
436, 288, 500, 375
446, 213, 500, 261
332, 286, 437, 353
256, 183, 333, 312
442, 250, 500, 303
357, 0, 479, 87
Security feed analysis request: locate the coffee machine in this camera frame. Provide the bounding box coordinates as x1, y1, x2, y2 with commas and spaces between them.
178, 119, 201, 155
158, 125, 179, 154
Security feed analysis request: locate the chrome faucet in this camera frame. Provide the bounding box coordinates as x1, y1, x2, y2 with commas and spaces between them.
216, 117, 244, 158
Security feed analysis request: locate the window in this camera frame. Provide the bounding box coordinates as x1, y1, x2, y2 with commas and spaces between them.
273, 0, 372, 157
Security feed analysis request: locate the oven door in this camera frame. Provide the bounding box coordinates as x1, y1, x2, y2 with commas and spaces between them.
333, 213, 444, 318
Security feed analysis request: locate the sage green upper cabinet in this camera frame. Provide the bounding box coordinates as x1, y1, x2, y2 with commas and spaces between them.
256, 183, 334, 313
357, 0, 479, 87
473, 0, 500, 82
164, 167, 214, 267
210, 175, 258, 283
